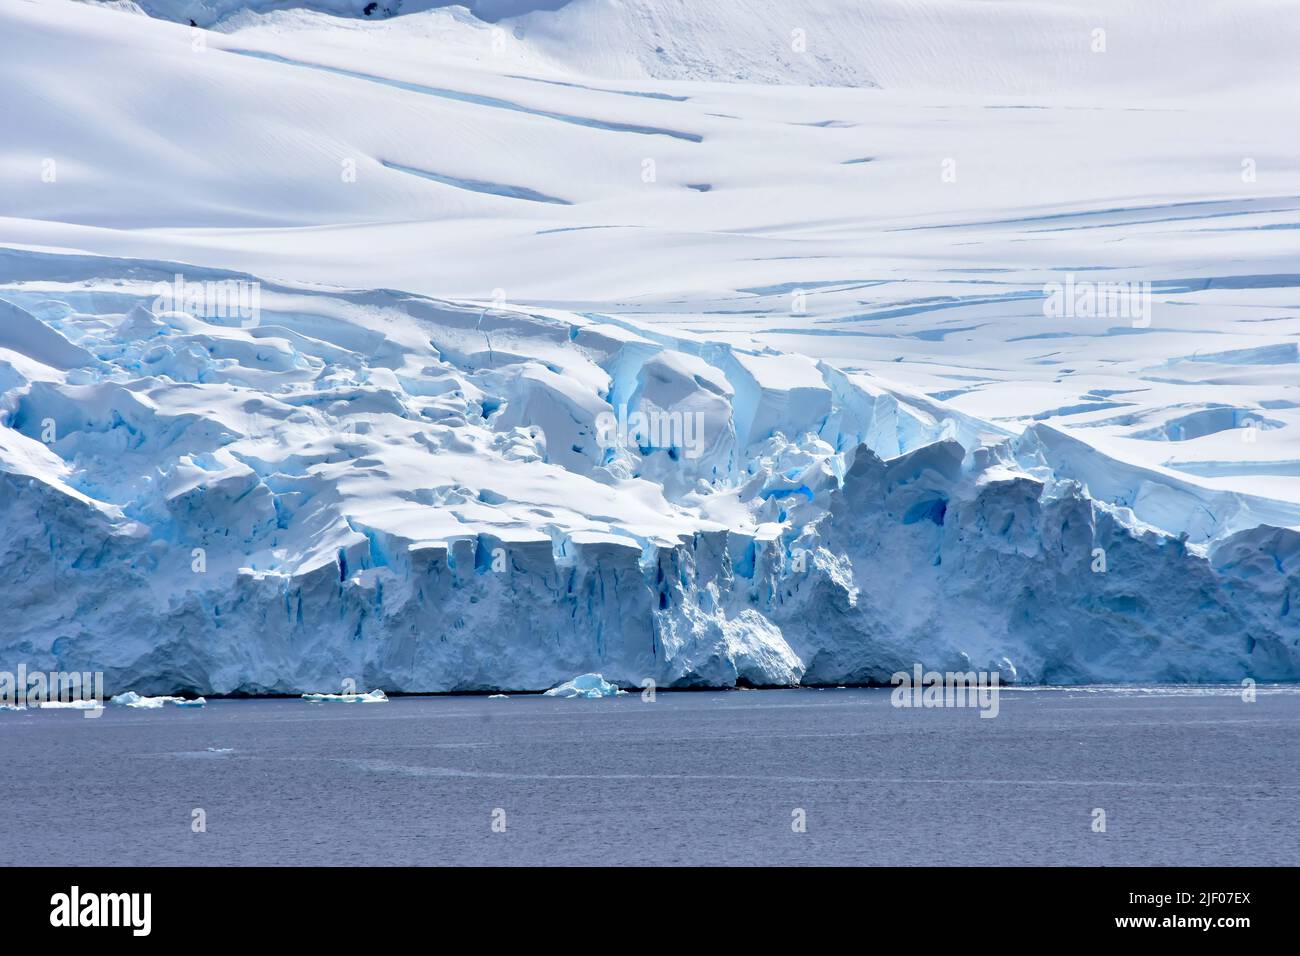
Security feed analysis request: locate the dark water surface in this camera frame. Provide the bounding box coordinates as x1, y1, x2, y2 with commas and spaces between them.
3, 687, 1296, 865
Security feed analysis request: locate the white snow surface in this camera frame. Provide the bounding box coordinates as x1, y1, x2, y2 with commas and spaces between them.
1, 0, 1298, 691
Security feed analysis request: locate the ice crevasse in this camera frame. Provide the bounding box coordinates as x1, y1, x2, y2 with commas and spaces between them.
0, 250, 1296, 694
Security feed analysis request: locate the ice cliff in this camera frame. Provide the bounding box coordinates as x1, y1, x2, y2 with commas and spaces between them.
1, 249, 1297, 693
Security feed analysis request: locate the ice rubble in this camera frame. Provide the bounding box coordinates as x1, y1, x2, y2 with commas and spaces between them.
37, 699, 103, 710
8, 1, 1300, 502
111, 691, 206, 707
544, 673, 624, 698
0, 250, 1297, 694
302, 689, 389, 703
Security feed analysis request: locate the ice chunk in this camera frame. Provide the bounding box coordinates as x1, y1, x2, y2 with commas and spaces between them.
301, 689, 388, 703
543, 673, 625, 699
37, 699, 103, 710
107, 692, 204, 708
111, 691, 182, 709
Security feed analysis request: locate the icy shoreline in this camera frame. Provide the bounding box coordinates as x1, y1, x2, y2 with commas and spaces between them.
3, 1, 1298, 695
2, 250, 1296, 695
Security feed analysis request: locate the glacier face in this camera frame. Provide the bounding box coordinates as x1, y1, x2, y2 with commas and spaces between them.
1, 249, 1297, 694
4, 0, 1300, 693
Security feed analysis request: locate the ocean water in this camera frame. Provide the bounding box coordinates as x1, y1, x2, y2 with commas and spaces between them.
3, 687, 1297, 866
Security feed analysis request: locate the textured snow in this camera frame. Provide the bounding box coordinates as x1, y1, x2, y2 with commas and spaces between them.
2, 247, 1295, 691
2, 0, 1298, 692
110, 691, 201, 708
109, 690, 205, 707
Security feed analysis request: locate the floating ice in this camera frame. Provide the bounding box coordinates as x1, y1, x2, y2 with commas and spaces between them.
544, 674, 625, 699
37, 699, 103, 711
110, 692, 205, 708
301, 689, 389, 703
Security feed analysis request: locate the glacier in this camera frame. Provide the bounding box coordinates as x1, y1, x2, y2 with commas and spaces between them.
0, 247, 1296, 694
2, 0, 1298, 694
111, 690, 206, 708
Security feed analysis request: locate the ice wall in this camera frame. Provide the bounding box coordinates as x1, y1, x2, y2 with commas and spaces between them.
1, 250, 1297, 693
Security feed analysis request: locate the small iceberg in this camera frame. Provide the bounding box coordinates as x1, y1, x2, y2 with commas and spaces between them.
0, 703, 26, 712
543, 673, 625, 699
488, 694, 509, 699
301, 689, 388, 704
118, 696, 171, 709
38, 699, 103, 710
108, 692, 206, 709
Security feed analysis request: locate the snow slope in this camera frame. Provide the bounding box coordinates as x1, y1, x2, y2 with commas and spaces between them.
2, 0, 1297, 691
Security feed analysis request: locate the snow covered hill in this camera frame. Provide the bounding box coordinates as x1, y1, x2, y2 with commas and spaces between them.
2, 0, 1297, 692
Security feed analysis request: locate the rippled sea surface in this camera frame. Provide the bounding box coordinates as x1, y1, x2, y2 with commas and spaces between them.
4, 687, 1297, 866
